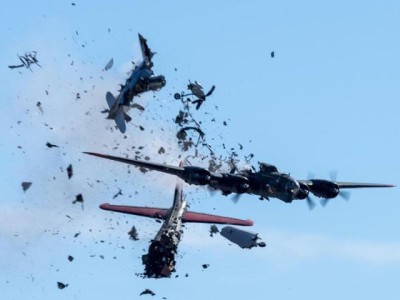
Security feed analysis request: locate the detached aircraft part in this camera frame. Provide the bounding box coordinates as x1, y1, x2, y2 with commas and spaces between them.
220, 226, 265, 249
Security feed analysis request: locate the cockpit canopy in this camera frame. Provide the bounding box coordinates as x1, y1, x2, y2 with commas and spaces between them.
258, 162, 278, 173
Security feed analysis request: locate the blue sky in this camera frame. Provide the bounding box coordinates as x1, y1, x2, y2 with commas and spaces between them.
1, 1, 399, 299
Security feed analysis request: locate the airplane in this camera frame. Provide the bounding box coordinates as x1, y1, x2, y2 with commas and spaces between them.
174, 81, 215, 110
84, 152, 395, 209
99, 169, 253, 278
106, 34, 166, 133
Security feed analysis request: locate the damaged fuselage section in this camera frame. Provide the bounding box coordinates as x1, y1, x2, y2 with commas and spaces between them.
142, 181, 186, 277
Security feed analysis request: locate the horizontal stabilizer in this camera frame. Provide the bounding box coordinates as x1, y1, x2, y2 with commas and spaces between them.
100, 203, 168, 219
106, 92, 117, 109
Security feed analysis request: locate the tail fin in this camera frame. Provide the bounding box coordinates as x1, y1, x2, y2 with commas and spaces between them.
114, 107, 126, 133
106, 92, 117, 109
106, 92, 126, 133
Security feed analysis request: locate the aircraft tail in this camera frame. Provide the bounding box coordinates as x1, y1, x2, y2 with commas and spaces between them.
106, 92, 126, 133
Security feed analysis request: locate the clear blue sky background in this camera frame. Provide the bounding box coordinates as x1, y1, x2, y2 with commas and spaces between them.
1, 1, 399, 299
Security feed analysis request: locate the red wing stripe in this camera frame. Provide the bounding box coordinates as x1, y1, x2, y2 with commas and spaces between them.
100, 203, 168, 219
182, 211, 253, 226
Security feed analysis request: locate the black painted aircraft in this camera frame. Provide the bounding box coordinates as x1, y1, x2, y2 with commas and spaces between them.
84, 152, 395, 209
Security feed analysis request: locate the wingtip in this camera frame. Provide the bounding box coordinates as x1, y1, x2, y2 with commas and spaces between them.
99, 203, 110, 210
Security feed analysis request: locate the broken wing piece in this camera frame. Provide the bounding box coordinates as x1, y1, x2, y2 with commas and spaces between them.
138, 33, 154, 63
220, 226, 264, 249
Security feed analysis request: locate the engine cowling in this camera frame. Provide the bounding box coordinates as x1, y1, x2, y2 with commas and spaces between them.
296, 182, 310, 200
209, 174, 250, 194
182, 167, 211, 185
308, 180, 339, 198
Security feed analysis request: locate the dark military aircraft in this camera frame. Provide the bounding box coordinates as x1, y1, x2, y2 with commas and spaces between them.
84, 152, 395, 209
106, 34, 166, 133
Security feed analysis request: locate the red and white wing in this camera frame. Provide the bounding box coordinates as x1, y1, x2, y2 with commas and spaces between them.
100, 203, 169, 219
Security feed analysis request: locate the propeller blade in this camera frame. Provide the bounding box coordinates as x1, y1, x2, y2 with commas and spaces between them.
320, 198, 330, 207
306, 196, 316, 210
339, 190, 351, 201
231, 193, 241, 204
329, 170, 338, 182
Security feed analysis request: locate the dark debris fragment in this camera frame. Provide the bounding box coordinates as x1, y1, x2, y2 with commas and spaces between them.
21, 182, 32, 192
209, 225, 219, 237
46, 142, 59, 148
57, 282, 68, 289
132, 103, 145, 112
67, 255, 74, 262
128, 225, 139, 240
140, 289, 155, 296
158, 147, 165, 155
112, 188, 123, 199
72, 194, 84, 209
66, 164, 73, 179
202, 264, 209, 269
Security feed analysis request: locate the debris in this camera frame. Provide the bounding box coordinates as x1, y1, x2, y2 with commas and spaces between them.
104, 58, 114, 71
57, 282, 68, 289
36, 101, 43, 113
202, 264, 209, 269
128, 225, 139, 240
140, 289, 155, 296
8, 51, 41, 70
99, 255, 104, 259
21, 182, 32, 192
139, 125, 145, 131
209, 225, 219, 237
74, 232, 81, 238
67, 255, 74, 262
46, 142, 59, 148
220, 226, 265, 249
112, 188, 123, 199
270, 51, 275, 58
66, 164, 73, 179
131, 103, 145, 111
76, 93, 80, 100
72, 194, 84, 209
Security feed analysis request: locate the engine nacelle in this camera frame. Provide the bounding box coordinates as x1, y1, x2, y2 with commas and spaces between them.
296, 182, 310, 199
182, 167, 211, 185
308, 180, 339, 198
146, 75, 166, 91
209, 174, 250, 194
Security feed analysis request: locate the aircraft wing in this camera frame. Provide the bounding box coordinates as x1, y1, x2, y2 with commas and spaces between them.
335, 182, 395, 189
298, 180, 395, 189
138, 33, 153, 62
100, 203, 169, 219
84, 152, 185, 176
182, 211, 253, 226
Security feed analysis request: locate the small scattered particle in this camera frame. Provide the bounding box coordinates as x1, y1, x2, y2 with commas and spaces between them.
139, 125, 145, 131
128, 226, 139, 240
68, 255, 74, 262
66, 164, 73, 179
104, 58, 113, 71
270, 51, 275, 58
21, 182, 32, 192
112, 188, 123, 199
57, 282, 68, 289
46, 142, 59, 148
158, 147, 165, 155
202, 264, 209, 269
74, 232, 81, 238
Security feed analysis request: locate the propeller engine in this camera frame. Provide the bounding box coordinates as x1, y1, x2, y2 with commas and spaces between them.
182, 166, 211, 185
209, 173, 250, 195
308, 179, 340, 199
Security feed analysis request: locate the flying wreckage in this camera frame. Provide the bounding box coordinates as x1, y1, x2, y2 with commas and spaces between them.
99, 166, 253, 278
84, 152, 395, 209
106, 34, 166, 133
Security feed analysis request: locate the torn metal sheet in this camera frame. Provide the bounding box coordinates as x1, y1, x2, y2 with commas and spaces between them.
220, 226, 265, 249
